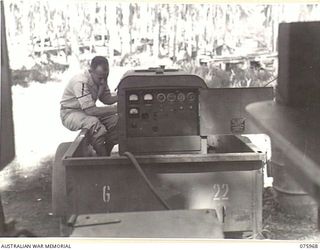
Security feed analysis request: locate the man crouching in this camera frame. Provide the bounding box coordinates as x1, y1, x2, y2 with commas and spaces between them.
60, 56, 118, 156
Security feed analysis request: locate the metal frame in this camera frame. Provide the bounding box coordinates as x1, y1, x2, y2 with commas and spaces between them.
53, 130, 265, 236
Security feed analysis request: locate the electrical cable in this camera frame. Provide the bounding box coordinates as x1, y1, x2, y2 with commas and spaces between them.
123, 152, 171, 210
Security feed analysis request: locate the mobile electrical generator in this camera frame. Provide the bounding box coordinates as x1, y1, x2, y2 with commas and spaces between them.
52, 67, 273, 238
117, 68, 207, 155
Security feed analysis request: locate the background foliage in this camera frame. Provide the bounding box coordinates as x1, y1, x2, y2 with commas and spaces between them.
3, 2, 320, 87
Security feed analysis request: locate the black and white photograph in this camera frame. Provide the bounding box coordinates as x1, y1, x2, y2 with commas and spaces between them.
1, 0, 320, 245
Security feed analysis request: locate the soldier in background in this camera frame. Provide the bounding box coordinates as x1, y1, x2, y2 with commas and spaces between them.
60, 56, 118, 156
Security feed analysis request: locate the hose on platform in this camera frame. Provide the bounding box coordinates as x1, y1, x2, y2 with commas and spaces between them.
123, 152, 171, 210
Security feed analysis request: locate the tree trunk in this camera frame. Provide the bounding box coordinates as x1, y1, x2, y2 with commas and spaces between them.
129, 3, 134, 54
172, 5, 178, 62
67, 3, 81, 70
107, 2, 117, 64
152, 5, 159, 59
271, 5, 279, 52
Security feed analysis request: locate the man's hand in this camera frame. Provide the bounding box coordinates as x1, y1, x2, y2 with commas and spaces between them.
107, 94, 118, 104
84, 105, 117, 116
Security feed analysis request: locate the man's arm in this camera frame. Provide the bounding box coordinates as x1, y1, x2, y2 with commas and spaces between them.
100, 94, 118, 105
84, 105, 117, 117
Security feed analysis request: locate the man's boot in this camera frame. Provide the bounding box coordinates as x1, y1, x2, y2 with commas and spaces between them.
93, 142, 108, 156
105, 142, 114, 156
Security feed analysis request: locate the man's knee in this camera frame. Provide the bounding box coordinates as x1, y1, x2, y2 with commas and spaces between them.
64, 112, 106, 139
61, 111, 101, 132
62, 111, 116, 155
99, 113, 118, 130
82, 115, 99, 128
87, 119, 107, 144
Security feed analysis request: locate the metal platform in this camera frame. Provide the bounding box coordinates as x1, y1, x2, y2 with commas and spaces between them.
52, 132, 264, 235
70, 209, 223, 238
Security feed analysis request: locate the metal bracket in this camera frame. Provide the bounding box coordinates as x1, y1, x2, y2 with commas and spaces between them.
216, 205, 226, 223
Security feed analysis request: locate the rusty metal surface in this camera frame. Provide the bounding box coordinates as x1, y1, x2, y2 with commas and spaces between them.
70, 209, 223, 238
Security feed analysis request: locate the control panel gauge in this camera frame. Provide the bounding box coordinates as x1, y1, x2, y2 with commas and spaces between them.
167, 93, 176, 102
143, 93, 153, 101
157, 93, 166, 103
186, 92, 195, 102
129, 108, 139, 115
129, 94, 139, 102
177, 92, 186, 102
126, 89, 198, 138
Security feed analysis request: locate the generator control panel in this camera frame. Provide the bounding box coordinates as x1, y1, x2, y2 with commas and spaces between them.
126, 88, 199, 137
117, 68, 207, 155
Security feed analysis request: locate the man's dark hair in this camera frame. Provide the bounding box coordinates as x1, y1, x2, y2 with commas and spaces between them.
90, 56, 109, 70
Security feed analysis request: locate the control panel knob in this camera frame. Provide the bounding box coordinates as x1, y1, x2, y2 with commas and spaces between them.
157, 93, 166, 103
187, 92, 195, 102
177, 92, 186, 102
167, 93, 176, 102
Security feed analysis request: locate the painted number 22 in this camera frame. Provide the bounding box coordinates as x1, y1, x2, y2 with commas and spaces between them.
212, 184, 229, 201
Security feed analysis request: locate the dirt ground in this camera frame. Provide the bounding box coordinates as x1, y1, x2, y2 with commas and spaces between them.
1, 156, 320, 240
1, 157, 60, 237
